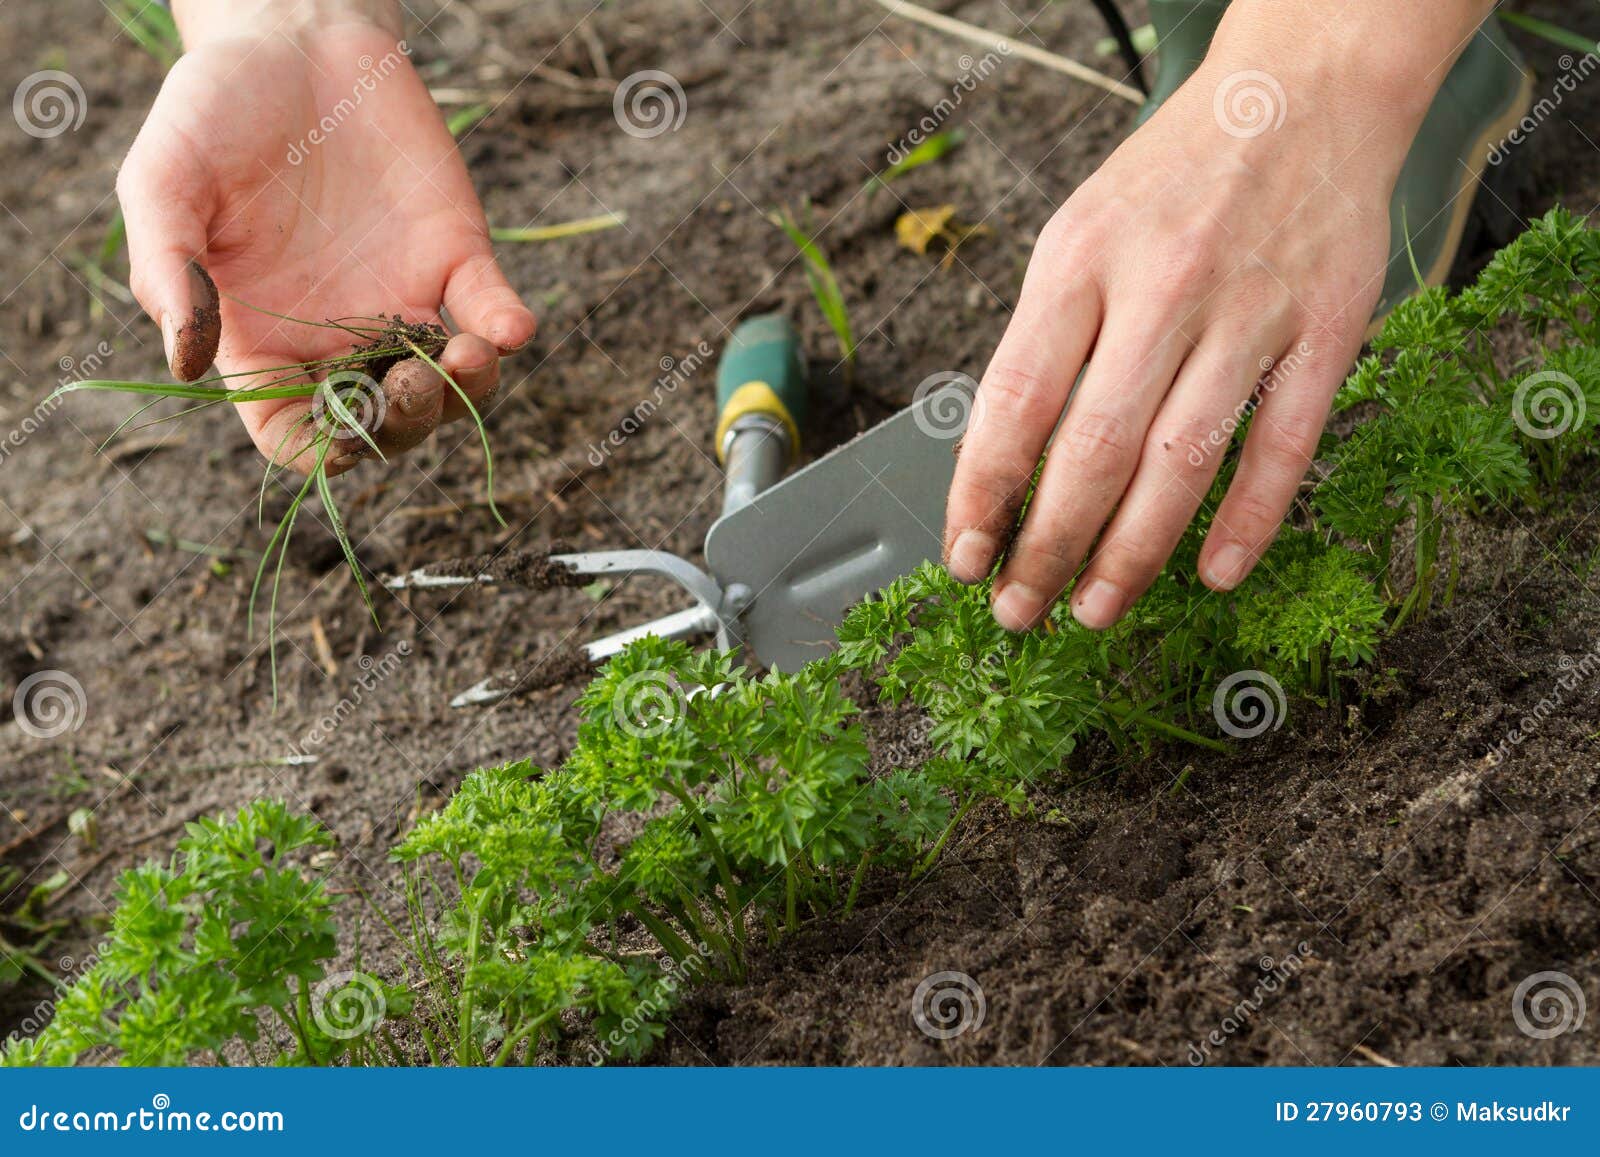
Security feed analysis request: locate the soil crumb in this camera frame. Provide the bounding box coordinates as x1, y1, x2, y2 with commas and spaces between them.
350, 316, 449, 382
491, 645, 596, 697
421, 548, 584, 589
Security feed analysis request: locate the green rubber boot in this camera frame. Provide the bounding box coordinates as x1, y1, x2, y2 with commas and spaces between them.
1136, 0, 1535, 328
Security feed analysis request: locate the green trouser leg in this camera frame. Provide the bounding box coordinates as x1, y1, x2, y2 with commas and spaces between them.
1136, 0, 1534, 321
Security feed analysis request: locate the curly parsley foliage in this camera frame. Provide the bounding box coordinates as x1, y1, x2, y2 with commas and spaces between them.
3, 801, 407, 1067
14, 210, 1600, 1068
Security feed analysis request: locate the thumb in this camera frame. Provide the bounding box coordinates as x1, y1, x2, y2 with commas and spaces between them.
116, 116, 221, 381
442, 250, 537, 355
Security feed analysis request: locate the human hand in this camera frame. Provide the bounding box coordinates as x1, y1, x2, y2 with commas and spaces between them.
116, 0, 535, 475
943, 0, 1487, 631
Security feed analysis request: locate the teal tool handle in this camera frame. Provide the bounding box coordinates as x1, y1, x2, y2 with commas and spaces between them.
715, 313, 807, 463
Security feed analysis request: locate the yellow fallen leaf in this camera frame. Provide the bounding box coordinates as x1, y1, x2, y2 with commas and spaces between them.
896, 205, 957, 255
895, 204, 989, 264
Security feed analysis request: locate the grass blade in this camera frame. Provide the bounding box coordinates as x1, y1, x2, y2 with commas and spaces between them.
405, 341, 504, 527
864, 128, 964, 197
490, 212, 628, 243
771, 207, 856, 369
1499, 11, 1597, 54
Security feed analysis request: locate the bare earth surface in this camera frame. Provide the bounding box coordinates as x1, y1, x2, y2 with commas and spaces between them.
2, 0, 1598, 1064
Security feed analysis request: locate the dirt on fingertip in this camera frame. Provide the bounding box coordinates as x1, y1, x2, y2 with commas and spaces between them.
171, 263, 221, 382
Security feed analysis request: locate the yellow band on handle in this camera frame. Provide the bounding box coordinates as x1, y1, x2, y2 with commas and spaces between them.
715, 381, 801, 464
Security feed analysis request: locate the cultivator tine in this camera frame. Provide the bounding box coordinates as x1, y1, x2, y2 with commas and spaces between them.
383, 568, 495, 591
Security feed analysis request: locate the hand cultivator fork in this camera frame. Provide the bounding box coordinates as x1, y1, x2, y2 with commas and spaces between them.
386, 314, 970, 706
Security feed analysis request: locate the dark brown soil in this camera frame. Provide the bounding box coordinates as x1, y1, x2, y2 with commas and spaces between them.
171, 262, 220, 383
350, 316, 449, 384
418, 548, 583, 589
2, 0, 1598, 1065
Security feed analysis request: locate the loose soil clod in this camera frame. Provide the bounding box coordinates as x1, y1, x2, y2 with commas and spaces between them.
419, 547, 585, 589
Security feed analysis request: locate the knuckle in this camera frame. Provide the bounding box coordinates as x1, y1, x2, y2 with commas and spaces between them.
1006, 534, 1080, 590
1058, 410, 1136, 476
1225, 488, 1287, 535
979, 361, 1052, 418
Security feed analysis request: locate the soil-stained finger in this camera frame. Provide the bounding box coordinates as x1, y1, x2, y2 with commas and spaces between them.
170, 262, 221, 382
439, 332, 501, 423
373, 357, 446, 456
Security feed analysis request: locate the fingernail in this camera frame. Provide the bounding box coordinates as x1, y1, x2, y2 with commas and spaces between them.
161, 313, 177, 370
946, 530, 997, 582
992, 582, 1045, 632
1072, 579, 1126, 630
1204, 543, 1250, 590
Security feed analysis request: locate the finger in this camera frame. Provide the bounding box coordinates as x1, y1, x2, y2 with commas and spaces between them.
1069, 335, 1292, 629
438, 332, 501, 423
989, 313, 1193, 631
442, 251, 536, 354
1199, 337, 1344, 590
373, 358, 445, 457
228, 359, 365, 478
943, 254, 1101, 583
116, 123, 220, 380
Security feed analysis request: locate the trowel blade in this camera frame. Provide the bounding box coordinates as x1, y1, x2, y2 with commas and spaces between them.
703, 383, 969, 670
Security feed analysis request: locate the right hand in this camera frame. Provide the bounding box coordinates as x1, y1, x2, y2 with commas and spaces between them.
116, 2, 535, 475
